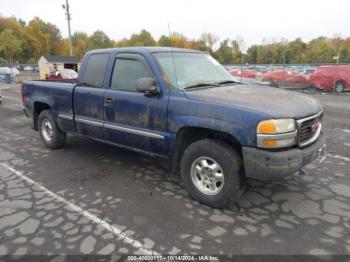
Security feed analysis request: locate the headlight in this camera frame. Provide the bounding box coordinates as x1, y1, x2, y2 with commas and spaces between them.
257, 119, 297, 148
257, 119, 296, 134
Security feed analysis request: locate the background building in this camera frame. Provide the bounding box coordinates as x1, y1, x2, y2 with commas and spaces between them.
38, 55, 81, 79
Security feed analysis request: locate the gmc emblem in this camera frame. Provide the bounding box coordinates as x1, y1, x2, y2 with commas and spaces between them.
311, 122, 320, 133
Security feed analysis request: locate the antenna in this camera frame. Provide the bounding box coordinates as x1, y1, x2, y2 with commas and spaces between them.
168, 22, 179, 89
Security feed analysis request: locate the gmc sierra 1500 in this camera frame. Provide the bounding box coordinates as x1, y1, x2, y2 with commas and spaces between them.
22, 47, 326, 207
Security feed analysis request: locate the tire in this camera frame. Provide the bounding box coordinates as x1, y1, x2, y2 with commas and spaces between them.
334, 81, 345, 93
38, 110, 66, 149
180, 139, 242, 208
270, 81, 279, 88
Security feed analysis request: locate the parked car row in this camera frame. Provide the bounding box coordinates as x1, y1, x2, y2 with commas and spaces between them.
0, 65, 40, 73
228, 65, 350, 93
0, 67, 20, 79
0, 66, 78, 82
22, 65, 39, 72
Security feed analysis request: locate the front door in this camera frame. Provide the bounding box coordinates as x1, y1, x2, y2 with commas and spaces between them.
103, 53, 169, 156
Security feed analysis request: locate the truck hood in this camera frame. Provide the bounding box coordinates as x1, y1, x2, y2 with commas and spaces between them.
184, 85, 322, 119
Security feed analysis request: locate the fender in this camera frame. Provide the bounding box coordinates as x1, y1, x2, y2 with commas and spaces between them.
167, 92, 269, 147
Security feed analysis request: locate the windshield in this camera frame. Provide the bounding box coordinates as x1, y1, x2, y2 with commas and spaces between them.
153, 52, 235, 90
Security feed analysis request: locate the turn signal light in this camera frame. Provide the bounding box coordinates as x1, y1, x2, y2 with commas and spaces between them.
257, 120, 276, 134
263, 140, 277, 147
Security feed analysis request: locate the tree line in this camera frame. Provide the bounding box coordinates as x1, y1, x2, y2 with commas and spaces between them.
1, 15, 350, 65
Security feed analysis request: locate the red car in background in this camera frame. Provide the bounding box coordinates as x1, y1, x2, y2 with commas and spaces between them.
309, 65, 350, 93
261, 70, 309, 87
229, 69, 258, 84
229, 69, 257, 79
45, 69, 78, 80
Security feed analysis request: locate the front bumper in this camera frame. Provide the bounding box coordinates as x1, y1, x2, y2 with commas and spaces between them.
242, 134, 326, 180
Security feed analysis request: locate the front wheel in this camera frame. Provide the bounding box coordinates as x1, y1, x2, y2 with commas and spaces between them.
334, 81, 345, 93
38, 110, 66, 149
180, 139, 243, 208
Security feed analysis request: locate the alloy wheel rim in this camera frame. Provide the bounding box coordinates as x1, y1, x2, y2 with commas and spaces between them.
41, 119, 53, 142
190, 156, 224, 195
335, 83, 344, 93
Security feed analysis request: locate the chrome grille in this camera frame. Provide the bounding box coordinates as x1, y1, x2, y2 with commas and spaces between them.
297, 111, 323, 147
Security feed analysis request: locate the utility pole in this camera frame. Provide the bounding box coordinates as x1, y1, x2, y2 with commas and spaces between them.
62, 0, 73, 56
336, 52, 340, 64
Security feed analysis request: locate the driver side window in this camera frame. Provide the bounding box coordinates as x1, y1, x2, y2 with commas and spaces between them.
111, 58, 151, 91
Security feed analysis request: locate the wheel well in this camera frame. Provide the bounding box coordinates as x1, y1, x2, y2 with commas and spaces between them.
33, 102, 51, 130
335, 80, 346, 86
170, 127, 242, 175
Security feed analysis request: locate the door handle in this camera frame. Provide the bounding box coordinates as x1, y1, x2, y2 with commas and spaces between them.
104, 97, 114, 107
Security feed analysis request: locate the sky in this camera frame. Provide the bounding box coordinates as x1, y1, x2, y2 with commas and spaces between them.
1, 0, 350, 48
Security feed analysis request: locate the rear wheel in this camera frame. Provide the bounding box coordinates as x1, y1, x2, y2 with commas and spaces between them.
334, 81, 345, 93
270, 81, 279, 88
38, 110, 66, 149
180, 139, 242, 208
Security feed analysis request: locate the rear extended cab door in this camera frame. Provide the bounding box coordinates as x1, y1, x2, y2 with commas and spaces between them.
102, 51, 170, 157
74, 53, 110, 139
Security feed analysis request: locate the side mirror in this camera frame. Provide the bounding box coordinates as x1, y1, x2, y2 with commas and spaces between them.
136, 77, 159, 95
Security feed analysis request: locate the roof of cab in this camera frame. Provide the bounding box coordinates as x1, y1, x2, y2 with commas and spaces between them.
86, 46, 204, 55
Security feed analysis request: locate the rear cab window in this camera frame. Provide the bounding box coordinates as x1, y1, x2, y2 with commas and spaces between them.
82, 53, 110, 88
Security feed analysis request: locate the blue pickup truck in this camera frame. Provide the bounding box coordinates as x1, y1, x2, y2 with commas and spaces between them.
22, 47, 326, 207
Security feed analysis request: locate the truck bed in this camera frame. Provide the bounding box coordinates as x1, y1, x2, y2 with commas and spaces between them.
22, 79, 77, 132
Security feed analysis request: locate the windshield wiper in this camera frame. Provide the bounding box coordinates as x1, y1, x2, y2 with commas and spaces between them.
184, 83, 220, 90
216, 80, 240, 85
